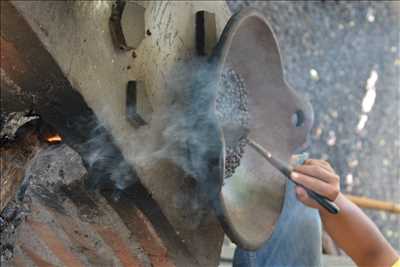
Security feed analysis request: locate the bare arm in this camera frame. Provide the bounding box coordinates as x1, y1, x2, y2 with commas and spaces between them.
291, 159, 398, 267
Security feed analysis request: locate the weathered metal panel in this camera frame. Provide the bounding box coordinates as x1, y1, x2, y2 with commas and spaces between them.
1, 1, 230, 265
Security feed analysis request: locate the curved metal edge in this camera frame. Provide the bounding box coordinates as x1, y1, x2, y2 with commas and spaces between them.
209, 7, 288, 250
210, 7, 284, 77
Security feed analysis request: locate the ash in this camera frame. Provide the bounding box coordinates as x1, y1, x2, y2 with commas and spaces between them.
216, 68, 249, 178
0, 144, 87, 265
0, 200, 30, 264
0, 112, 38, 143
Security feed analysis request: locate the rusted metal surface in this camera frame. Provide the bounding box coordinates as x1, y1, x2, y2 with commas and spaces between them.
102, 184, 202, 267
27, 219, 86, 267
0, 143, 210, 266
14, 194, 152, 267
94, 227, 144, 267
107, 203, 173, 266
0, 36, 34, 113
19, 245, 54, 267
211, 8, 314, 250
1, 1, 228, 265
10, 171, 177, 267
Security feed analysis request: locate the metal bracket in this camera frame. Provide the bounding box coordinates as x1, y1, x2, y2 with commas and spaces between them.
126, 81, 152, 128
195, 11, 217, 56
110, 0, 145, 51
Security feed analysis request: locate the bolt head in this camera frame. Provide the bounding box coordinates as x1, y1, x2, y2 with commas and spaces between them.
121, 2, 146, 49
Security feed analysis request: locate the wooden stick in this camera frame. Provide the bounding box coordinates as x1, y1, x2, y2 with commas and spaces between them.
345, 194, 400, 214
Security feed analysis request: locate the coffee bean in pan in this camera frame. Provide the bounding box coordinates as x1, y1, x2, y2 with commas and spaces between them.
216, 68, 249, 178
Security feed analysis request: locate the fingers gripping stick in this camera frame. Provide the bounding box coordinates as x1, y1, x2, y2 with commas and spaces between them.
248, 138, 340, 214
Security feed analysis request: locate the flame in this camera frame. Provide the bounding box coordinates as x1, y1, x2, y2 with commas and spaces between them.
47, 134, 62, 143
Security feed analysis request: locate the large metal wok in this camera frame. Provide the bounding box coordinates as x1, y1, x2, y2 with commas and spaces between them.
210, 8, 314, 250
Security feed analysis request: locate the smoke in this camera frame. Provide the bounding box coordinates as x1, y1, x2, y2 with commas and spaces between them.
78, 120, 139, 191
71, 57, 224, 208
159, 58, 223, 184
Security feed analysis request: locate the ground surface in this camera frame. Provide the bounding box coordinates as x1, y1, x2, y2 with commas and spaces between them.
227, 0, 400, 250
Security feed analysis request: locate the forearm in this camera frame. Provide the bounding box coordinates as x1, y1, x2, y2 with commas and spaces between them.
320, 193, 398, 267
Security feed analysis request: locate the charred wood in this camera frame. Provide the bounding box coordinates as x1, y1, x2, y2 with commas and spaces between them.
0, 123, 40, 212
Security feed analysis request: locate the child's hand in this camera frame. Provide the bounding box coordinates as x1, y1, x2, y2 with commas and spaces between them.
291, 160, 399, 266
291, 159, 340, 210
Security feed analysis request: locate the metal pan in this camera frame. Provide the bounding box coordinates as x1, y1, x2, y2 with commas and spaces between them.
210, 8, 314, 250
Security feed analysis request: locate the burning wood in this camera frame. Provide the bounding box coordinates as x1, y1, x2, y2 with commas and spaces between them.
46, 134, 62, 144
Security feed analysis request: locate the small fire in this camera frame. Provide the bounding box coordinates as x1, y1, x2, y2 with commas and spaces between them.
47, 134, 62, 143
